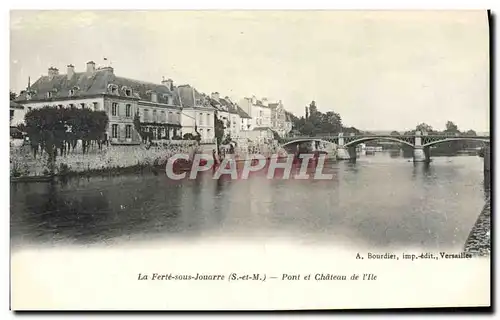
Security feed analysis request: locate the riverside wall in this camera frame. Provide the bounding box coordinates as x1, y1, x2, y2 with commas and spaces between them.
10, 139, 289, 179
10, 140, 202, 178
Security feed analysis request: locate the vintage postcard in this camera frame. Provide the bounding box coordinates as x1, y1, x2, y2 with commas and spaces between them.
9, 10, 491, 310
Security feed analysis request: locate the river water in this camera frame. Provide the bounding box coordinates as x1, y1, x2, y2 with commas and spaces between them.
10, 153, 488, 252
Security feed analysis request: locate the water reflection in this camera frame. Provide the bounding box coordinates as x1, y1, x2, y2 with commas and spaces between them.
10, 153, 486, 251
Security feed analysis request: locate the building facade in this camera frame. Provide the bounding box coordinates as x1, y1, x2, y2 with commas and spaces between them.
10, 101, 25, 128
238, 95, 272, 130
177, 85, 216, 142
15, 61, 185, 144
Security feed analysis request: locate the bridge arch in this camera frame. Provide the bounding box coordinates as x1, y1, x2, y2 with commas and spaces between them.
344, 136, 415, 148
422, 137, 490, 148
281, 138, 336, 149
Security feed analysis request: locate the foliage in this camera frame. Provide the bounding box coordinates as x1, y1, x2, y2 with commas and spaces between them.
390, 131, 400, 136
291, 101, 344, 136
214, 112, 226, 147
183, 133, 196, 140
22, 106, 109, 174
221, 134, 232, 145
10, 91, 16, 101
415, 123, 435, 134
400, 121, 484, 154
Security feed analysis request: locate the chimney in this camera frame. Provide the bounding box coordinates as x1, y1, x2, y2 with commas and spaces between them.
67, 64, 75, 80
211, 92, 220, 101
262, 97, 268, 106
86, 61, 96, 73
161, 77, 173, 90
48, 67, 59, 78
251, 95, 257, 104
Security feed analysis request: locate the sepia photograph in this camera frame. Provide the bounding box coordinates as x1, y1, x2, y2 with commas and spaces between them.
9, 9, 491, 310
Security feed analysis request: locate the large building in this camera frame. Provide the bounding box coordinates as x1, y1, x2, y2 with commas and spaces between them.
238, 96, 272, 130
15, 61, 216, 144
239, 95, 292, 137
176, 85, 216, 142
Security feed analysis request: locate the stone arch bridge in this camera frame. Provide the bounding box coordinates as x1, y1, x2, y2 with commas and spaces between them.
281, 132, 490, 162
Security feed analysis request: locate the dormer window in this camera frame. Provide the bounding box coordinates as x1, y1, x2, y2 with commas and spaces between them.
108, 84, 118, 94
46, 92, 52, 99
125, 89, 132, 97
68, 89, 74, 96
151, 92, 158, 103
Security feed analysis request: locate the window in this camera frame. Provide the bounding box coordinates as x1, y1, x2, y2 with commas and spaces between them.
153, 110, 157, 122
109, 85, 118, 94
151, 93, 157, 103
10, 110, 14, 122
58, 104, 63, 109
126, 104, 131, 117
168, 111, 173, 123
199, 113, 204, 125
125, 89, 131, 97
207, 114, 210, 125
69, 104, 75, 108
46, 92, 52, 98
69, 89, 74, 96
176, 112, 180, 122
93, 102, 98, 111
144, 109, 149, 122
161, 111, 166, 122
112, 124, 118, 138
125, 125, 132, 139
80, 103, 85, 109
112, 103, 118, 116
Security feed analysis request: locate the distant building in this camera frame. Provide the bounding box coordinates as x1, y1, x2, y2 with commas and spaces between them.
236, 106, 252, 132
176, 85, 216, 142
269, 100, 291, 137
15, 61, 183, 144
283, 111, 294, 137
239, 127, 274, 144
10, 100, 25, 128
239, 95, 272, 129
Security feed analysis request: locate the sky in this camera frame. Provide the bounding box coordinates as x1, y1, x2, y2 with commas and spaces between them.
10, 10, 490, 132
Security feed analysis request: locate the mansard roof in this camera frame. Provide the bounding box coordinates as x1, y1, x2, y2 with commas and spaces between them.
236, 106, 251, 119
16, 68, 178, 105
176, 84, 214, 109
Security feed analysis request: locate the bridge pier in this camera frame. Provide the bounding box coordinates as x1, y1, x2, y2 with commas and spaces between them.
337, 147, 350, 160
413, 146, 431, 163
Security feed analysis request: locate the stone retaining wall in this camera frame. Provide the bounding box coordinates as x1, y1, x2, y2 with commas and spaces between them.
464, 196, 491, 257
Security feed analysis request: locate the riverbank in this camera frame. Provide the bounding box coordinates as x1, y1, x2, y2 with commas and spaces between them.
10, 141, 201, 180
464, 196, 491, 257
10, 139, 287, 182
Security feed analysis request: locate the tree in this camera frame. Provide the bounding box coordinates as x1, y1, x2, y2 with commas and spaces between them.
465, 129, 477, 136
343, 126, 361, 135
415, 123, 433, 133
320, 111, 343, 134
10, 91, 16, 101
444, 121, 459, 135
214, 113, 226, 148
390, 131, 400, 136
23, 106, 108, 174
